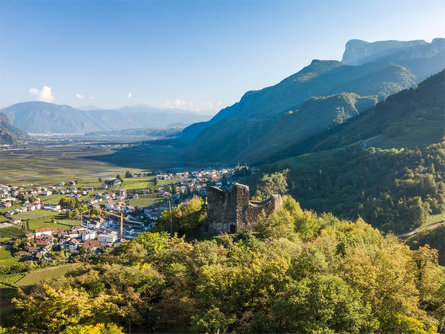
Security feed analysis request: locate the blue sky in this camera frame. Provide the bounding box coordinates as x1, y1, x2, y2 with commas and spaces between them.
1, 0, 444, 114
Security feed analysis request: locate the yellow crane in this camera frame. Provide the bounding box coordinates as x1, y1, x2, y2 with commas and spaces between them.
80, 207, 124, 242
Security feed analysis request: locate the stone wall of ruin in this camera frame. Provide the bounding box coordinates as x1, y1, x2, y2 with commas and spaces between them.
206, 183, 282, 233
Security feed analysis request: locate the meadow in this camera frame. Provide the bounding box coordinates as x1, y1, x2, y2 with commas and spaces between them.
129, 194, 162, 208
119, 176, 156, 190
0, 247, 21, 267
15, 263, 81, 287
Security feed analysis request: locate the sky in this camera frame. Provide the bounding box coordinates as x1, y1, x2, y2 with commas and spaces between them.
0, 0, 444, 114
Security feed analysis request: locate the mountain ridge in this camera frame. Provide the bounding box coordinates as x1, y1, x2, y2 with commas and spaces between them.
180, 37, 445, 164
1, 102, 210, 133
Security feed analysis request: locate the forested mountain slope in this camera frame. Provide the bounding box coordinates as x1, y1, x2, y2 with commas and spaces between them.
181, 38, 445, 165
252, 70, 445, 234
182, 62, 415, 163
294, 69, 445, 154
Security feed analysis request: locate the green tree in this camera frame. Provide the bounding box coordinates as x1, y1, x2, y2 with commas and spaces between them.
190, 307, 235, 333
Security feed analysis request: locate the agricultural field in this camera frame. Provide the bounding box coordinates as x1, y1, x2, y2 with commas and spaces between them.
119, 176, 156, 190
14, 210, 59, 220
0, 247, 21, 267
0, 272, 25, 285
1, 211, 80, 234
41, 193, 66, 204
0, 226, 25, 240
16, 263, 81, 287
0, 144, 148, 185
129, 194, 162, 208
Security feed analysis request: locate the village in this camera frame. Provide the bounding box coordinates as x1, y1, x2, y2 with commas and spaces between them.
0, 165, 253, 264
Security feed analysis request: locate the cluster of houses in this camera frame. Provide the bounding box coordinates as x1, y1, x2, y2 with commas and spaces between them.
3, 166, 252, 263
17, 223, 121, 262
0, 181, 84, 219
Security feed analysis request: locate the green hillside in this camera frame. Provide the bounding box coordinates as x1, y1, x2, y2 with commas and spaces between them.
183, 62, 415, 163
309, 69, 444, 152
406, 224, 445, 265
253, 71, 445, 234
181, 38, 445, 165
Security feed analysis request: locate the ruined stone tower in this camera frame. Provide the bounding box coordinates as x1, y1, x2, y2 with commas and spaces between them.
206, 183, 282, 233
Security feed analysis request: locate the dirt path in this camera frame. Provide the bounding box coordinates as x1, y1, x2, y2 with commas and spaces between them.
399, 221, 445, 238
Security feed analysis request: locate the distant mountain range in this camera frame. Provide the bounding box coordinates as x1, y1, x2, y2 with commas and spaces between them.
181, 38, 445, 164
0, 103, 210, 134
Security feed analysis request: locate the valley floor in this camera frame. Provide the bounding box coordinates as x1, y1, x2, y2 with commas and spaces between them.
0, 144, 151, 185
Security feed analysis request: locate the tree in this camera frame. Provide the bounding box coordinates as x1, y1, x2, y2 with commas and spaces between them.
253, 170, 289, 201
190, 307, 235, 333
63, 323, 124, 334
155, 196, 206, 234
68, 208, 80, 219
13, 284, 93, 332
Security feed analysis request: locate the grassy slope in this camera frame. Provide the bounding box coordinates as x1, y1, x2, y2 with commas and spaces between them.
15, 263, 81, 287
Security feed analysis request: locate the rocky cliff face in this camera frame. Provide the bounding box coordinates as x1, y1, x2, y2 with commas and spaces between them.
342, 38, 445, 66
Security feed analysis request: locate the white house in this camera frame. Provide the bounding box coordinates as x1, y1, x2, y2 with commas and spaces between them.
98, 232, 118, 243
87, 220, 102, 229
43, 204, 61, 212
81, 230, 97, 241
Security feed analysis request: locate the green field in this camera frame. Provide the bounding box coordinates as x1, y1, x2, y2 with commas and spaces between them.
120, 176, 156, 190
129, 194, 162, 208
42, 194, 66, 204
0, 247, 21, 267
14, 210, 59, 220
0, 211, 79, 235
272, 144, 356, 170
16, 263, 81, 287
14, 210, 73, 231
0, 226, 25, 239
0, 272, 25, 285
429, 212, 445, 225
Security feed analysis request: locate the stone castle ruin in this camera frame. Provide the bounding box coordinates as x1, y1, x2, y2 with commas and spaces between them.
206, 183, 282, 233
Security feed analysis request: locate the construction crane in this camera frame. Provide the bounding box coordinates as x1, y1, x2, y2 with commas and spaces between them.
80, 207, 124, 242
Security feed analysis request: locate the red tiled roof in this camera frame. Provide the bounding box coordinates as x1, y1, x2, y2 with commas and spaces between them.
82, 239, 100, 249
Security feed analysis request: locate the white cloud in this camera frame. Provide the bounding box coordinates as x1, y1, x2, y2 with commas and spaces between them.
28, 85, 55, 102
76, 93, 84, 99
162, 99, 224, 114
89, 96, 94, 100
128, 92, 133, 99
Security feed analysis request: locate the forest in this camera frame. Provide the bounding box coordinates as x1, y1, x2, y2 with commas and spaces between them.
4, 197, 445, 333
253, 143, 445, 235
